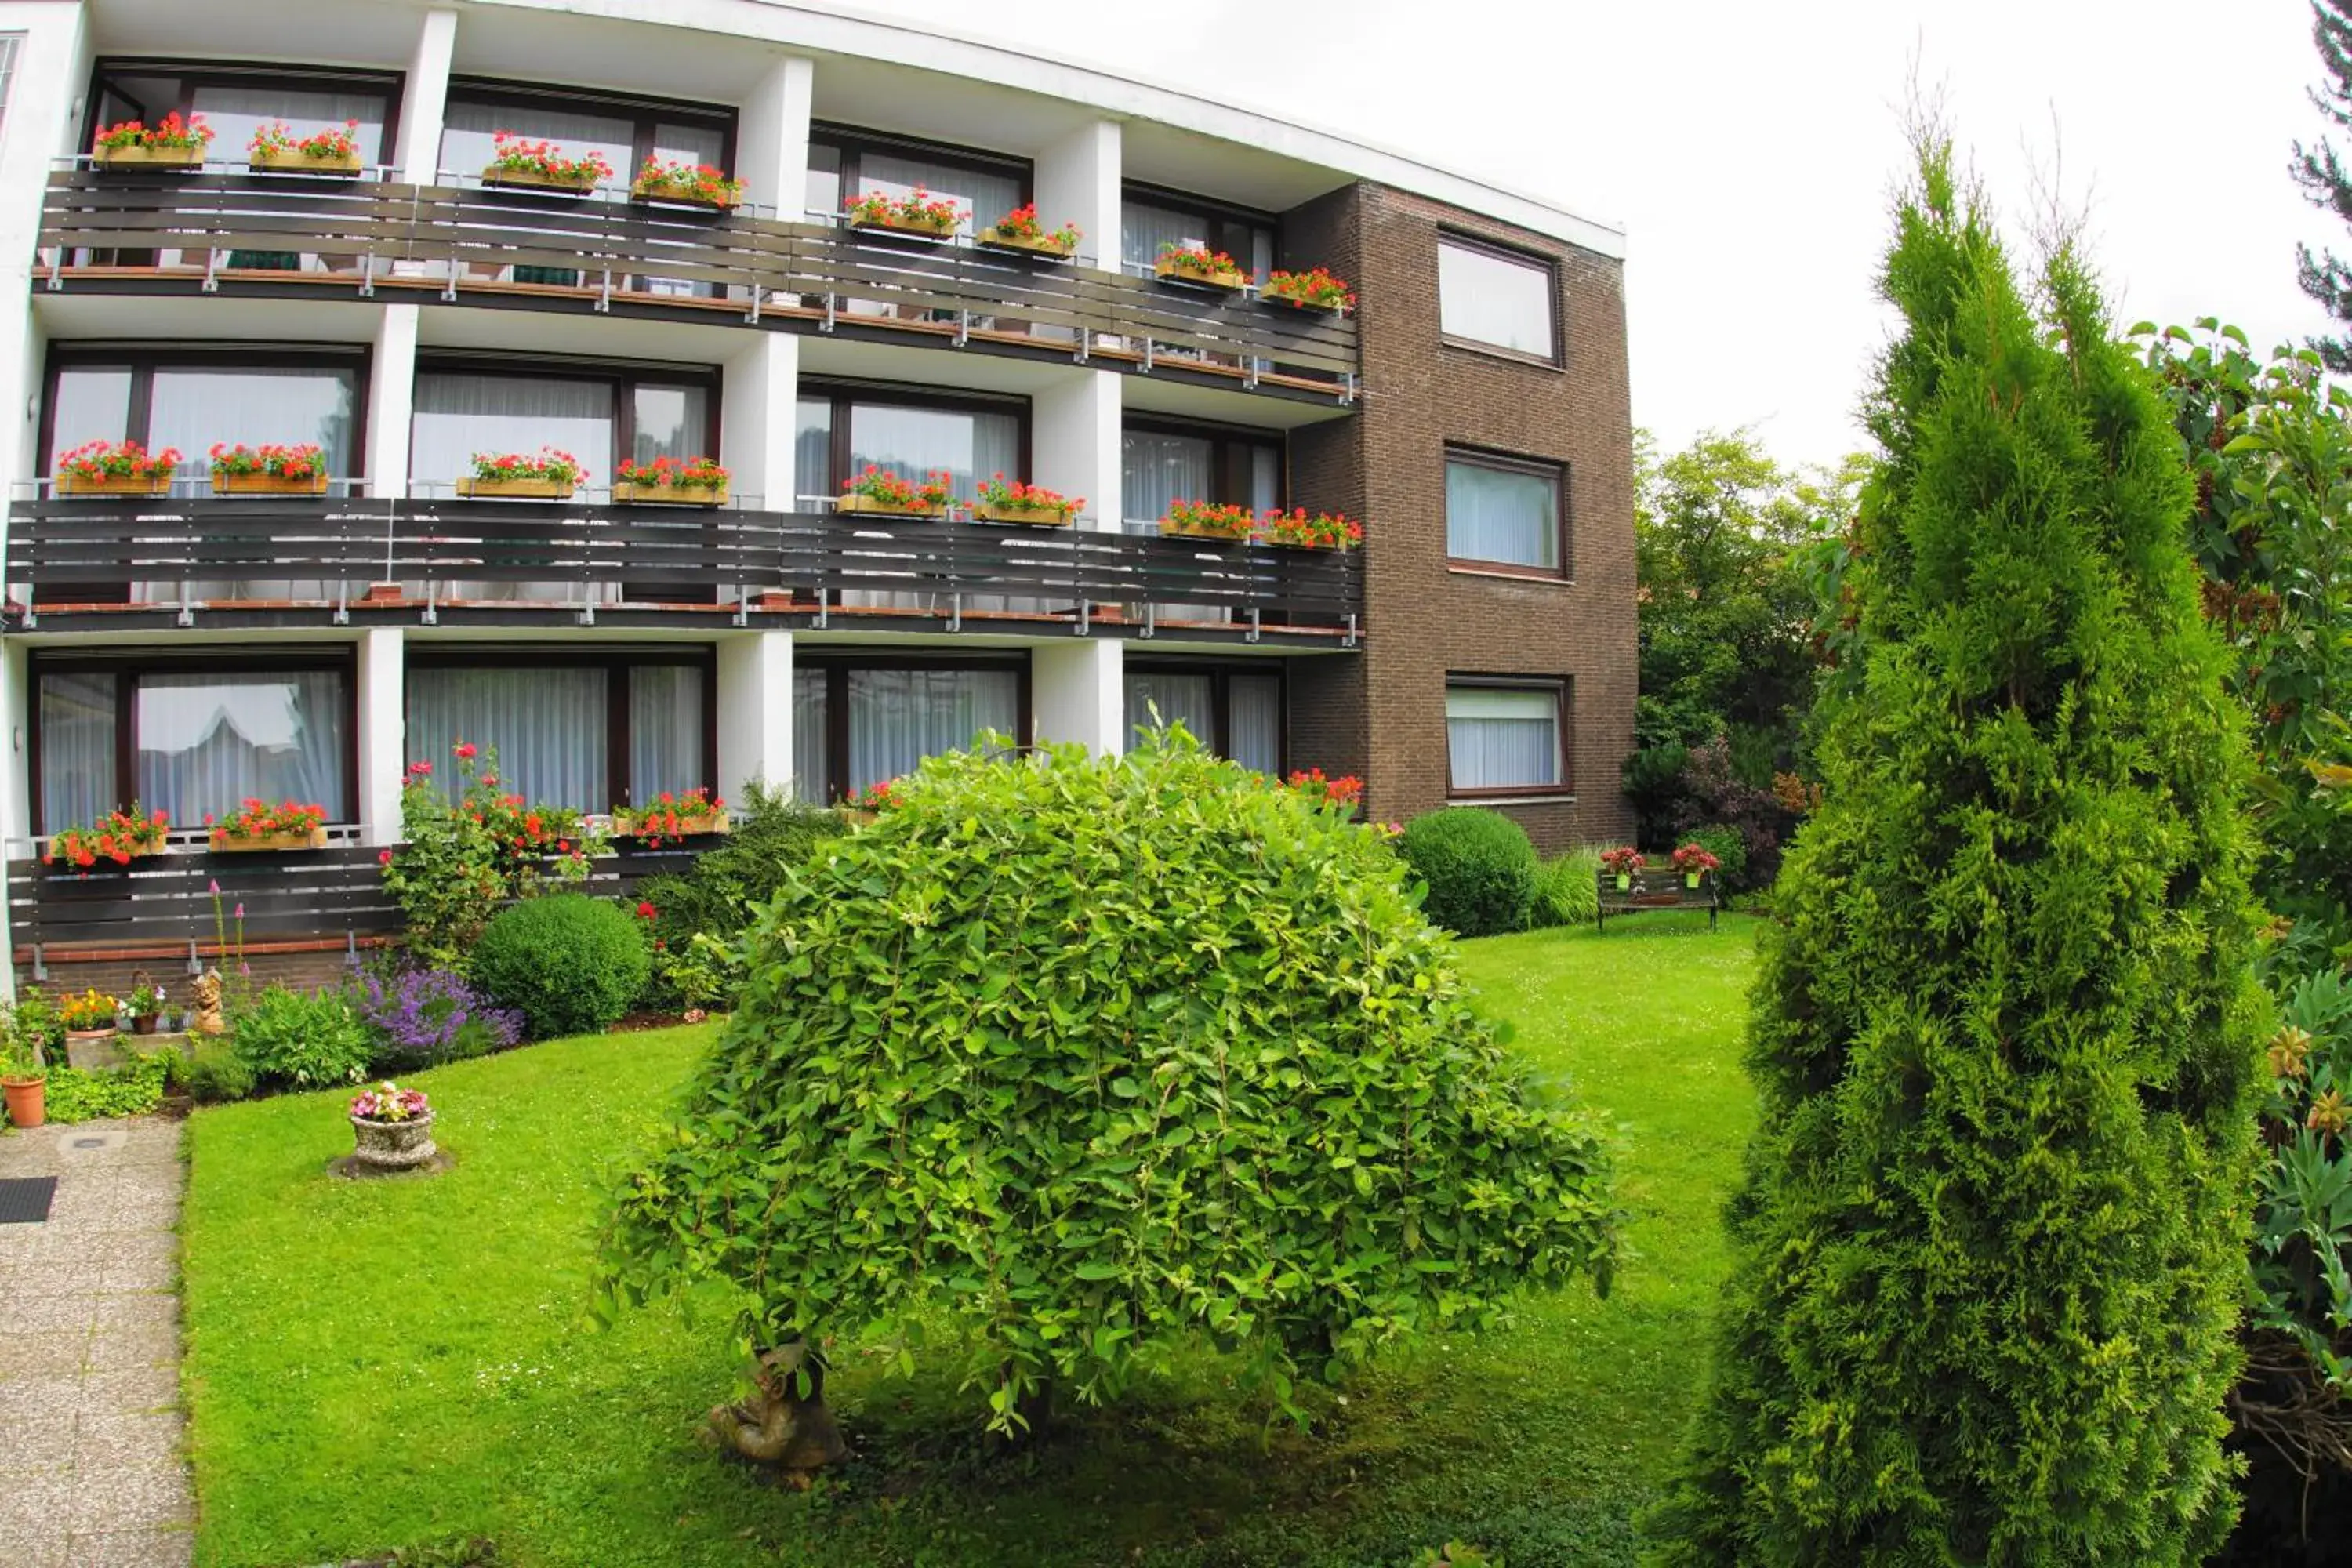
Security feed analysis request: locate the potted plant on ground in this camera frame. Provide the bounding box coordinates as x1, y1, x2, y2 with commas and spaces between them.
43, 807, 169, 870
54, 440, 182, 497
125, 975, 168, 1037
612, 787, 730, 847
209, 798, 328, 851
1671, 842, 1721, 890
1159, 499, 1258, 542
248, 118, 363, 174
209, 442, 329, 496
457, 448, 586, 500
348, 1081, 438, 1171
92, 112, 212, 170
976, 202, 1080, 258
837, 466, 953, 518
481, 132, 612, 194
2, 1036, 44, 1129
58, 988, 122, 1068
1259, 266, 1355, 312
1256, 508, 1363, 551
973, 474, 1081, 528
1600, 845, 1643, 892
1155, 241, 1250, 292
844, 187, 964, 239
630, 155, 743, 211
613, 455, 729, 506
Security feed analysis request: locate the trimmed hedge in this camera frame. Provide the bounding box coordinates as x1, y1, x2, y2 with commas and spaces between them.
472, 895, 650, 1040
1397, 808, 1538, 936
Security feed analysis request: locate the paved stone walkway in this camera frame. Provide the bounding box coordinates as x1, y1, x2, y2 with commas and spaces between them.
0, 1116, 194, 1567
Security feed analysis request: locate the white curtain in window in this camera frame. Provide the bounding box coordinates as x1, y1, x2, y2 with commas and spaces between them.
1230, 674, 1281, 775
150, 367, 358, 474
845, 668, 1016, 792
1446, 459, 1558, 569
1446, 687, 1560, 789
1119, 201, 1270, 278
1121, 430, 1213, 527
1124, 673, 1214, 752
1438, 241, 1555, 358
804, 143, 841, 222
191, 83, 389, 166
793, 397, 833, 508
629, 385, 706, 467
135, 671, 349, 826
412, 372, 612, 492
854, 151, 1020, 236
439, 98, 632, 183
38, 672, 117, 834
628, 665, 704, 805
48, 368, 132, 460
846, 402, 1020, 505
408, 666, 608, 813
792, 668, 830, 802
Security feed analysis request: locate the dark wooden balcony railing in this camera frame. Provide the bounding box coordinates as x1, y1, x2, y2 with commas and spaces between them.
37, 169, 1360, 402
4, 492, 1363, 643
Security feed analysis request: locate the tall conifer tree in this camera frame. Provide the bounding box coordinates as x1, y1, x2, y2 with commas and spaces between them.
1646, 140, 2267, 1566
2292, 0, 2352, 370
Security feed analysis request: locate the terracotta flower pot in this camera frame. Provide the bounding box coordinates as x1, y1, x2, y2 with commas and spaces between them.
130, 1013, 160, 1036
3, 1076, 45, 1128
350, 1112, 437, 1171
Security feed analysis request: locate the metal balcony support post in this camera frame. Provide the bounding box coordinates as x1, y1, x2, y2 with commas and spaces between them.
1142, 337, 1154, 374
814, 586, 829, 629
421, 575, 438, 626
821, 294, 837, 333
954, 307, 970, 348
1244, 358, 1259, 391
597, 266, 612, 313
46, 245, 62, 289
1142, 599, 1156, 640
1342, 372, 1358, 406
31, 944, 45, 984
443, 252, 459, 302
1247, 607, 1261, 644
948, 592, 962, 633
359, 250, 376, 298
201, 246, 221, 292
1345, 612, 1358, 648
1075, 598, 1090, 637
731, 583, 749, 627
345, 930, 361, 968
176, 580, 194, 628
333, 577, 350, 626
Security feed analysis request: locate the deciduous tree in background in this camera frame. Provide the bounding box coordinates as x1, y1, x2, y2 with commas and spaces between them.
2292, 0, 2352, 371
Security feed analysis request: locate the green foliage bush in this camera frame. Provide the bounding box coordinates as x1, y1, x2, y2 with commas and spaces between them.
1678, 825, 1745, 888
231, 984, 371, 1090
183, 1042, 257, 1104
601, 733, 1619, 1433
383, 743, 604, 968
1396, 808, 1537, 937
42, 1051, 169, 1122
1647, 144, 2266, 1564
1527, 848, 1601, 928
472, 895, 649, 1040
631, 782, 844, 1007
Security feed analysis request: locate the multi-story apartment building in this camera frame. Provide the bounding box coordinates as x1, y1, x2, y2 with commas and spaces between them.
0, 0, 1633, 995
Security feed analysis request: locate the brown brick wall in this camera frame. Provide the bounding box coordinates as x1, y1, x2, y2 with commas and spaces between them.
18, 944, 374, 1012
1280, 183, 1637, 853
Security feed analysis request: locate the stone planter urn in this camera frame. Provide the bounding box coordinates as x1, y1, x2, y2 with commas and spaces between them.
349, 1112, 437, 1171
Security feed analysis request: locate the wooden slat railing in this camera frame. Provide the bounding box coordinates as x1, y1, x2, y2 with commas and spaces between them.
38, 169, 1359, 400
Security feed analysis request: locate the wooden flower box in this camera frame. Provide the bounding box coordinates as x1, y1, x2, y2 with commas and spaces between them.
976, 227, 1076, 259
612, 809, 731, 840
94, 144, 205, 170
1159, 518, 1252, 543
251, 148, 364, 175
1261, 535, 1343, 550
1258, 289, 1348, 314
56, 471, 174, 497
42, 838, 162, 864
1155, 256, 1249, 292
212, 470, 330, 496
973, 503, 1076, 528
837, 492, 946, 519
456, 477, 578, 500
482, 165, 601, 195
215, 824, 329, 853
630, 183, 739, 212
851, 216, 958, 242
612, 481, 728, 507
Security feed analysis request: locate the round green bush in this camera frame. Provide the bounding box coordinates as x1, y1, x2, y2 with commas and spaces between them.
1396, 808, 1538, 936
471, 895, 650, 1040
1681, 824, 1747, 889
601, 733, 1618, 1434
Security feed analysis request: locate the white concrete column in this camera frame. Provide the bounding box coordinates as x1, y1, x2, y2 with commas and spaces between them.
717, 630, 794, 801
356, 628, 407, 845
719, 333, 799, 510
1034, 118, 1120, 270
1033, 640, 1123, 758
735, 55, 815, 217
367, 304, 418, 504
396, 9, 459, 184
0, 638, 24, 1000
1034, 371, 1121, 533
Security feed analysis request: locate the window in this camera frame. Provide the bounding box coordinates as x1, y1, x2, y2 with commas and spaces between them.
1120, 186, 1274, 279
0, 35, 22, 141
1438, 236, 1557, 361
89, 60, 400, 167
1446, 449, 1566, 573
791, 659, 1025, 803
1446, 681, 1566, 795
405, 652, 713, 814
1125, 666, 1282, 773
408, 358, 717, 495
1121, 419, 1281, 527
32, 658, 355, 834
439, 78, 731, 185
43, 348, 365, 484
794, 382, 1025, 510
808, 124, 1028, 234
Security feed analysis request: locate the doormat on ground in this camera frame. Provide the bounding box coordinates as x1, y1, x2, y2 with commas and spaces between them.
0, 1176, 58, 1223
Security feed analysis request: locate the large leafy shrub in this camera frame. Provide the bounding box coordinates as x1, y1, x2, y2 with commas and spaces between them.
1647, 144, 2266, 1563
181, 1042, 256, 1104
1396, 808, 1537, 936
230, 984, 371, 1090
39, 1051, 168, 1122
357, 965, 522, 1070
472, 895, 649, 1040
382, 743, 604, 968
599, 734, 1620, 1434
630, 782, 844, 1007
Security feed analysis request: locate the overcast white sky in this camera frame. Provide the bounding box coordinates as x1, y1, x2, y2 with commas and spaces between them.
849, 0, 2336, 467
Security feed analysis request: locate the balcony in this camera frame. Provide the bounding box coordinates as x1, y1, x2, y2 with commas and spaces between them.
37, 169, 1361, 405
3, 491, 1363, 645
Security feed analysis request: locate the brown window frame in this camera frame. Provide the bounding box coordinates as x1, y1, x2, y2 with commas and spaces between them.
1124, 658, 1287, 773
28, 648, 362, 834
792, 652, 1033, 805
808, 121, 1033, 223
86, 58, 407, 165
1121, 415, 1287, 517
795, 378, 1033, 499
1443, 444, 1571, 580
1120, 180, 1279, 273
1443, 674, 1572, 800
1436, 230, 1563, 369
442, 75, 735, 180
410, 350, 724, 482
402, 644, 719, 811
39, 342, 375, 481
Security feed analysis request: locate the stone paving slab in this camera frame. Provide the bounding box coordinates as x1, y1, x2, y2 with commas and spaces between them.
0, 1117, 194, 1567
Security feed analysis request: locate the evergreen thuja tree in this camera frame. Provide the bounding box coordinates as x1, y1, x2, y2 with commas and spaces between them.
1645, 141, 2268, 1566
2295, 0, 2352, 372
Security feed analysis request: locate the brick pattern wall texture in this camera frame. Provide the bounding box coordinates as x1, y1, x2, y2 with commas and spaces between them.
1281, 183, 1638, 854
16, 946, 374, 1010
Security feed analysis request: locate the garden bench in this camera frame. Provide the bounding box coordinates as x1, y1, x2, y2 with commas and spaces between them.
1595, 865, 1719, 931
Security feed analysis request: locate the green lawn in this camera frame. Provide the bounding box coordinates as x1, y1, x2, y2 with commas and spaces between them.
181, 914, 1758, 1568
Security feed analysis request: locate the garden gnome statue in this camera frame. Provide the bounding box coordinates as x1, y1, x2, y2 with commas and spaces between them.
191, 969, 226, 1036
706, 1341, 845, 1486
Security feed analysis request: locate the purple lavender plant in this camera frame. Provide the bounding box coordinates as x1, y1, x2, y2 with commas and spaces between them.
358, 966, 523, 1069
